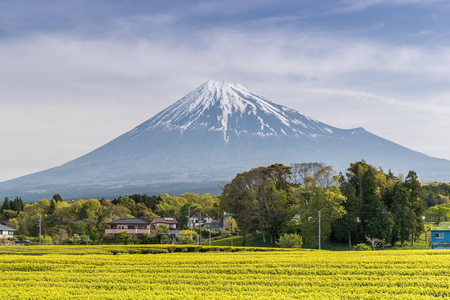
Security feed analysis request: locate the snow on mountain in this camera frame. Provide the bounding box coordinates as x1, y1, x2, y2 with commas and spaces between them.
1, 80, 450, 202
128, 80, 335, 142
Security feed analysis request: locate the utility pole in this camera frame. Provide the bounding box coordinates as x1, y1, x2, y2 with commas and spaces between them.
109, 209, 115, 222
188, 207, 191, 229
38, 214, 42, 244
199, 212, 202, 245
208, 228, 211, 247
318, 210, 321, 250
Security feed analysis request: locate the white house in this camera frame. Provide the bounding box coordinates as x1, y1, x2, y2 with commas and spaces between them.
0, 224, 16, 239
188, 212, 214, 229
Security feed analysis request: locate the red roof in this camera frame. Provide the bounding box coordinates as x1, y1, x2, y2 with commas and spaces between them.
152, 217, 178, 224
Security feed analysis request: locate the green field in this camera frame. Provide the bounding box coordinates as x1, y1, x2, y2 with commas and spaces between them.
0, 246, 449, 299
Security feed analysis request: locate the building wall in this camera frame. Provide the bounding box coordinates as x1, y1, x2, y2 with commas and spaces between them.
0, 230, 14, 239
431, 230, 450, 249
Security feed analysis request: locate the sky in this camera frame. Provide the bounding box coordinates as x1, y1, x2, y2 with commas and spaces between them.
1, 0, 450, 182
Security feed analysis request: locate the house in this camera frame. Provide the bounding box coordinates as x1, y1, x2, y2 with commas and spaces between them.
431, 230, 450, 249
105, 218, 151, 238
0, 224, 16, 239
188, 212, 213, 229
151, 217, 178, 231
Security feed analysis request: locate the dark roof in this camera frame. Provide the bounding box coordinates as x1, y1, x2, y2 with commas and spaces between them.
108, 218, 150, 225
191, 212, 211, 219
0, 224, 16, 231
152, 217, 178, 224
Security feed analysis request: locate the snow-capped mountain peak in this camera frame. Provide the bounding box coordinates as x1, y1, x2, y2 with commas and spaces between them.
2, 79, 450, 201
131, 80, 335, 142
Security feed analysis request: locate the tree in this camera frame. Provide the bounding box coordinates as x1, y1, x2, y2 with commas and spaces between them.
1, 197, 11, 212
48, 199, 57, 215
2, 210, 17, 220
425, 203, 450, 222
57, 229, 68, 243
276, 233, 303, 248
74, 221, 87, 236
220, 164, 295, 245
343, 161, 388, 242
405, 171, 425, 246
332, 180, 359, 248
366, 208, 393, 249
153, 225, 169, 234
117, 197, 136, 216
118, 231, 133, 244
298, 185, 346, 248
225, 216, 237, 233
365, 235, 385, 250
136, 203, 158, 222
390, 182, 412, 247
53, 194, 63, 202
290, 163, 336, 187
13, 197, 24, 212
179, 229, 197, 244
0, 235, 9, 246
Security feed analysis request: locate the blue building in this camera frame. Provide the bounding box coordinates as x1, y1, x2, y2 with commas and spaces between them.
431, 230, 450, 249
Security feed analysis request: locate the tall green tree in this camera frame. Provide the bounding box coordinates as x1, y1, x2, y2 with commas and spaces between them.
405, 171, 425, 246
48, 199, 57, 215
53, 194, 63, 202
13, 197, 24, 212
390, 182, 413, 247
220, 164, 294, 245
342, 161, 389, 242
332, 181, 358, 248
298, 185, 346, 248
2, 197, 11, 212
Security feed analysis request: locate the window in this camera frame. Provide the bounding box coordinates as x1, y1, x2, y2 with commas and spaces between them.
8, 231, 14, 235
435, 233, 444, 239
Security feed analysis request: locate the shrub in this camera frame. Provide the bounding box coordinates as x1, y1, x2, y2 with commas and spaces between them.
352, 243, 372, 251
276, 233, 303, 248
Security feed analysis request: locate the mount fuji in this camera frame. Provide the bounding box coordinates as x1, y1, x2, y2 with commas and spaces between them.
1, 80, 450, 201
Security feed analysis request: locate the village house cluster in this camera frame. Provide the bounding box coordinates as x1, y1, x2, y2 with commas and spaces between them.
104, 213, 225, 239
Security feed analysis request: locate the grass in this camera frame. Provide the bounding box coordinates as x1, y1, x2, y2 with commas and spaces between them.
203, 236, 244, 246
0, 244, 288, 256
2, 248, 450, 298
202, 233, 279, 248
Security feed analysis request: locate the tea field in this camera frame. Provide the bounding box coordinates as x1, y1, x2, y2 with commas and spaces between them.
0, 246, 449, 299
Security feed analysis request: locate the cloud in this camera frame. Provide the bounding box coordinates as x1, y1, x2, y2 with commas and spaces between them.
408, 30, 434, 37
2, 26, 450, 106
333, 0, 444, 13
1, 4, 450, 181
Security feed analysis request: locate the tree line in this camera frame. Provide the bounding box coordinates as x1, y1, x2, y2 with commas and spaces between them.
0, 160, 443, 248
0, 193, 220, 244
220, 160, 426, 248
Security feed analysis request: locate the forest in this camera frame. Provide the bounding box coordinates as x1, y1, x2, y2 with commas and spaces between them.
0, 160, 449, 248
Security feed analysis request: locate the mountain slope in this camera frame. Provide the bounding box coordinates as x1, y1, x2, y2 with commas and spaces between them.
1, 80, 449, 201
